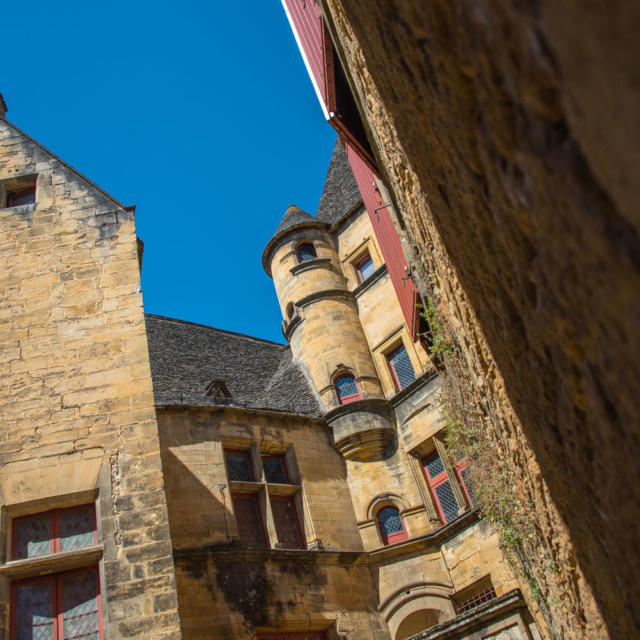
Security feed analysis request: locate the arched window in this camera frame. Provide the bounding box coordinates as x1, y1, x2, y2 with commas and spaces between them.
296, 242, 316, 263
334, 374, 362, 404
377, 506, 408, 545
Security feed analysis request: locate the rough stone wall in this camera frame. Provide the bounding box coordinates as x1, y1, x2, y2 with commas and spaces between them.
320, 1, 640, 637
0, 119, 181, 638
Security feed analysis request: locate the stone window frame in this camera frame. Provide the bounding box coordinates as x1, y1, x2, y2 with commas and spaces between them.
372, 327, 423, 397
410, 434, 474, 526
295, 240, 317, 264
0, 493, 104, 640
223, 443, 309, 550
332, 371, 363, 405
339, 235, 383, 291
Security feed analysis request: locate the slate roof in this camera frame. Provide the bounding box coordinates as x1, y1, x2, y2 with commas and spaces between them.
145, 314, 321, 416
316, 139, 362, 226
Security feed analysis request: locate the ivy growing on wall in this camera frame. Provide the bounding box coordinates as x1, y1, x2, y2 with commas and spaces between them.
419, 295, 563, 638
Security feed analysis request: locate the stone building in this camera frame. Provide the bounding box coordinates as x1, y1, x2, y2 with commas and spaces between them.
0, 93, 542, 639
281, 2, 640, 638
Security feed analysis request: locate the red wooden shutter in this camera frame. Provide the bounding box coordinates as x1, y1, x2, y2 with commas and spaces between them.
281, 0, 335, 117
344, 142, 419, 338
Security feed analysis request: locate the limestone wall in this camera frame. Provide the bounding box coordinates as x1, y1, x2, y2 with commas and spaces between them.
319, 1, 638, 636
0, 119, 181, 637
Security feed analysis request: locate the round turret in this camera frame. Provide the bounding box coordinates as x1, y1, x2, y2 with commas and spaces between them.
263, 206, 391, 447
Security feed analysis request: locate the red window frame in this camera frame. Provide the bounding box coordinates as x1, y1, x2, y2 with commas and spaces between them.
295, 242, 317, 263
355, 253, 374, 283
224, 449, 254, 482
7, 186, 36, 207
12, 504, 98, 560
270, 495, 305, 549
261, 455, 290, 484
422, 451, 459, 524
334, 374, 362, 405
376, 506, 409, 545
386, 343, 416, 392
10, 566, 103, 640
231, 492, 268, 549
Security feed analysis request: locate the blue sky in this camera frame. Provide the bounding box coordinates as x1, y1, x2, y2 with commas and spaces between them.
2, 0, 336, 343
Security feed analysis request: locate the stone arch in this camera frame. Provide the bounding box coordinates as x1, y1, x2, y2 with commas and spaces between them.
379, 582, 455, 640
395, 609, 441, 640
366, 492, 408, 520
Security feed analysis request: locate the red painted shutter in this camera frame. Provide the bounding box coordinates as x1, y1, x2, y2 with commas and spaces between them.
282, 0, 335, 115
344, 142, 419, 338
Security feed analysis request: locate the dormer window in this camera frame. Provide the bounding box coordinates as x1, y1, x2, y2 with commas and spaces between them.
296, 243, 316, 263
335, 374, 362, 405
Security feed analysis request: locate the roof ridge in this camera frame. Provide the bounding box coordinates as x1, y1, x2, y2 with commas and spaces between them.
0, 116, 131, 212
144, 313, 288, 348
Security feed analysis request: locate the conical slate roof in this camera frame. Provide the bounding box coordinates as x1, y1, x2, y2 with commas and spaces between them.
262, 204, 327, 274
316, 139, 362, 226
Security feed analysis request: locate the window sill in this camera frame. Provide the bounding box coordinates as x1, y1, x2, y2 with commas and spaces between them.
0, 544, 103, 579
289, 257, 332, 276
1, 203, 35, 215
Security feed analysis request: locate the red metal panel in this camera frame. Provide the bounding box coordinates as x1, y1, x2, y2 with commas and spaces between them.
344, 142, 419, 338
282, 0, 335, 114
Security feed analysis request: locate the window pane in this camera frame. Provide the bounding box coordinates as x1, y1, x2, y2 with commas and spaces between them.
15, 515, 52, 559
232, 495, 265, 548
357, 256, 375, 281
378, 507, 404, 536
263, 457, 287, 484
61, 570, 99, 640
297, 243, 316, 262
8, 189, 35, 207
225, 452, 252, 482
388, 345, 416, 390
423, 451, 445, 479
271, 498, 303, 549
15, 581, 54, 640
435, 481, 459, 523
335, 375, 358, 400
59, 507, 95, 552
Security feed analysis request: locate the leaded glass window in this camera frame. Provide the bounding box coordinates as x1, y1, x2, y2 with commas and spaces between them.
14, 515, 52, 560
387, 344, 416, 391
231, 494, 266, 548
335, 374, 361, 404
377, 506, 408, 545
225, 450, 253, 482
422, 450, 460, 524
263, 456, 288, 484
271, 497, 303, 549
11, 568, 101, 640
